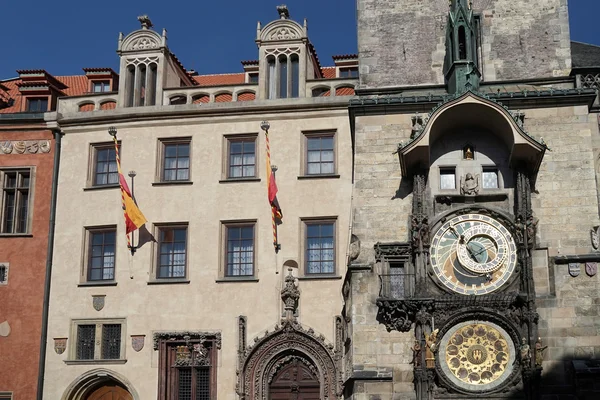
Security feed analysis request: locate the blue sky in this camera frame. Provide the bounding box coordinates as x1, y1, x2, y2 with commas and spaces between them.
1, 0, 598, 79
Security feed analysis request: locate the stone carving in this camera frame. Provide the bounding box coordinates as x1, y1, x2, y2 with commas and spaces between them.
137, 15, 153, 29
376, 299, 419, 332
460, 173, 479, 195
568, 263, 580, 277
411, 340, 422, 367
152, 331, 222, 351
519, 337, 531, 365
0, 320, 11, 337
238, 315, 247, 363
54, 337, 67, 354
269, 27, 299, 40
526, 215, 538, 247
411, 114, 424, 139
374, 242, 411, 261
277, 4, 290, 19
411, 216, 430, 250
585, 262, 597, 277
92, 295, 105, 311
174, 339, 211, 367
591, 226, 600, 251
424, 329, 439, 368
0, 140, 52, 155
130, 37, 159, 50
281, 269, 300, 321
348, 234, 361, 261
131, 335, 145, 352
463, 145, 474, 160
535, 337, 547, 367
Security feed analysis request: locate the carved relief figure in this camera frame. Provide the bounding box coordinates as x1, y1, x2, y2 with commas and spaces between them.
535, 337, 547, 367
591, 226, 600, 251
519, 337, 531, 365
410, 340, 422, 367
460, 173, 479, 195
424, 329, 439, 368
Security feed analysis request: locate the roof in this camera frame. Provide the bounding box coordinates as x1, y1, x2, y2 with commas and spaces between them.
332, 54, 358, 60
571, 41, 600, 69
193, 73, 246, 87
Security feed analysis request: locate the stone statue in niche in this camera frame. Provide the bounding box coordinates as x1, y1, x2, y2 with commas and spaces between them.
535, 337, 547, 367
520, 337, 531, 365
424, 329, 439, 368
460, 173, 479, 195
410, 340, 422, 367
463, 145, 474, 160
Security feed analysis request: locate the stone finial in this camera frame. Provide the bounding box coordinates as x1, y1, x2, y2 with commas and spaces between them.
137, 15, 153, 30
280, 269, 300, 321
277, 4, 290, 19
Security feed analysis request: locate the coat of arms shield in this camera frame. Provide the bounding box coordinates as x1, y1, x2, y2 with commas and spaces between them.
585, 262, 598, 277
54, 337, 67, 354
92, 295, 105, 311
568, 263, 581, 277
131, 335, 145, 352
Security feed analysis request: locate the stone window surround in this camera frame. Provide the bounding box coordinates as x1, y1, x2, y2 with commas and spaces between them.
0, 167, 34, 236
80, 225, 117, 284
86, 141, 120, 189
155, 137, 192, 184
150, 222, 189, 283
219, 219, 258, 281
265, 49, 301, 100
300, 216, 339, 278
222, 133, 259, 181
123, 57, 159, 107
300, 130, 338, 178
439, 166, 457, 191
65, 318, 127, 365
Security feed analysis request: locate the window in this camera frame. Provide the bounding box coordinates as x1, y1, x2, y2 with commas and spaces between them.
482, 167, 499, 189
0, 263, 8, 285
72, 320, 125, 361
339, 67, 359, 78
225, 223, 255, 277
0, 392, 13, 400
86, 228, 116, 282
160, 139, 191, 182
248, 72, 259, 84
92, 144, 118, 186
156, 225, 188, 279
305, 220, 335, 275
440, 167, 456, 190
227, 136, 256, 178
92, 81, 111, 93
156, 333, 218, 400
266, 53, 299, 99
1, 169, 31, 234
124, 61, 158, 107
26, 97, 48, 112
305, 133, 335, 175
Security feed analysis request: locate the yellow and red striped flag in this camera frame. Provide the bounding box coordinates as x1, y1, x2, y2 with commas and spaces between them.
265, 130, 282, 250
113, 136, 146, 247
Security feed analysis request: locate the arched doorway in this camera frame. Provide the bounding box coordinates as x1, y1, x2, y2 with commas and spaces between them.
87, 383, 132, 400
269, 357, 320, 400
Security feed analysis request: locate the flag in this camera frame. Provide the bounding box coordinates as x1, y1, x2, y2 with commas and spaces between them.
113, 136, 147, 240
265, 130, 282, 250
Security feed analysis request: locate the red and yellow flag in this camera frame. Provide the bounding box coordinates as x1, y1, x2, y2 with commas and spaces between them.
113, 137, 146, 240
265, 130, 282, 249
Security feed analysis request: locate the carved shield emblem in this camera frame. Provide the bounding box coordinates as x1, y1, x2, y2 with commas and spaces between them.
26, 141, 39, 154
92, 295, 105, 311
591, 226, 600, 251
54, 337, 67, 354
585, 262, 598, 277
131, 335, 145, 352
568, 263, 581, 277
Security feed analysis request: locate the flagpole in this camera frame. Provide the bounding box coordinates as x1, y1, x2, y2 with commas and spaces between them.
127, 170, 138, 255
261, 121, 281, 253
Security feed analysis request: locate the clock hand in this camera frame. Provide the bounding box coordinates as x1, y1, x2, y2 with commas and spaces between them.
472, 242, 496, 257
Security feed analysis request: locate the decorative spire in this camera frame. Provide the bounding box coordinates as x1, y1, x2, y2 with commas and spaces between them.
277, 4, 290, 19
137, 15, 153, 30
280, 269, 300, 322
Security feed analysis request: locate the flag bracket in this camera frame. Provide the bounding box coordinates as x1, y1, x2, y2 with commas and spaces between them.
128, 171, 138, 256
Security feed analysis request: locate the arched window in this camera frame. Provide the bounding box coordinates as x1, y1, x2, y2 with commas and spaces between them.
291, 54, 299, 98
458, 26, 467, 60
137, 64, 147, 106
125, 65, 135, 107
147, 63, 158, 106
124, 60, 159, 107
267, 56, 276, 99
278, 55, 288, 99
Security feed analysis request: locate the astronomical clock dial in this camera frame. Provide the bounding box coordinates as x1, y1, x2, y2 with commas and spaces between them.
438, 321, 516, 392
430, 213, 517, 295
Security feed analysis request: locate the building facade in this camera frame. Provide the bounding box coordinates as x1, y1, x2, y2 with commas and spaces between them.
344, 0, 600, 399
41, 8, 356, 400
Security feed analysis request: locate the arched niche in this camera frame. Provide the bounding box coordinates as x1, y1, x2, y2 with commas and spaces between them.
61, 368, 140, 400
398, 92, 546, 178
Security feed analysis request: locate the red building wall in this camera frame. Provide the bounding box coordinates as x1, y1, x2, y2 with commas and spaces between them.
0, 125, 54, 399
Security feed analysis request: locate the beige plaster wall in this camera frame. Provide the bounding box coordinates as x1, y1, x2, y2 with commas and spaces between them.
44, 108, 353, 399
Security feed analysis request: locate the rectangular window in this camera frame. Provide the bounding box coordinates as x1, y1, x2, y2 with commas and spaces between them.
73, 320, 125, 361
0, 393, 12, 400
161, 139, 191, 182
482, 167, 499, 189
225, 223, 255, 277
440, 167, 456, 190
248, 73, 259, 84
92, 81, 111, 93
305, 220, 335, 275
1, 169, 31, 234
305, 133, 335, 175
157, 333, 218, 400
26, 97, 48, 112
87, 228, 116, 281
227, 137, 256, 178
0, 264, 8, 285
339, 67, 359, 78
157, 225, 188, 279
92, 143, 118, 186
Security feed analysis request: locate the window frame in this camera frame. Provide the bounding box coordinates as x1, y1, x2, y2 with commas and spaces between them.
157, 137, 192, 183
482, 166, 500, 190
156, 333, 219, 400
439, 166, 457, 191
0, 263, 8, 285
339, 67, 359, 78
83, 226, 117, 283
88, 142, 120, 189
0, 168, 33, 235
302, 131, 337, 177
67, 319, 126, 364
25, 97, 49, 112
152, 223, 189, 282
302, 218, 337, 277
222, 221, 256, 279
224, 134, 258, 180
91, 80, 111, 93
0, 392, 13, 400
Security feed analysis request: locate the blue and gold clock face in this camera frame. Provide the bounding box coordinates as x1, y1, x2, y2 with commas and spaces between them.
430, 214, 517, 295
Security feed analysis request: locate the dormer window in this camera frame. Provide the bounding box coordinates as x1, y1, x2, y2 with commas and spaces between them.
248, 73, 259, 84
339, 67, 358, 78
266, 54, 299, 99
92, 81, 111, 93
26, 97, 48, 112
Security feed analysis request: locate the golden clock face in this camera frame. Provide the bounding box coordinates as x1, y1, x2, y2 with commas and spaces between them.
439, 321, 516, 392
430, 213, 517, 295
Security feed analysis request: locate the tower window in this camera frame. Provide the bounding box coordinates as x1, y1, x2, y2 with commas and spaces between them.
482, 167, 499, 189
458, 26, 467, 60
124, 60, 159, 107
266, 53, 300, 99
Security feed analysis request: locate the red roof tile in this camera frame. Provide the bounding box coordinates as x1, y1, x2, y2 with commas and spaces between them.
193, 73, 246, 86
335, 87, 355, 96
332, 54, 358, 60
322, 67, 336, 79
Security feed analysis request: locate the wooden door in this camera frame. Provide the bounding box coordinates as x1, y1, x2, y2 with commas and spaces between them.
87, 384, 133, 400
269, 359, 320, 400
